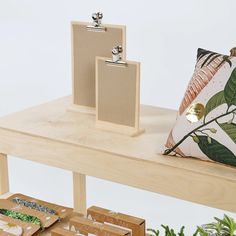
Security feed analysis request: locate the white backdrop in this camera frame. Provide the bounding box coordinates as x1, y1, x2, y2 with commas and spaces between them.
0, 0, 236, 234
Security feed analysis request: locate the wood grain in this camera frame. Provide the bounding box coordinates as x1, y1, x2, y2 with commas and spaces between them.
0, 153, 9, 194
95, 57, 143, 136
73, 172, 86, 214
72, 22, 126, 109
0, 97, 235, 212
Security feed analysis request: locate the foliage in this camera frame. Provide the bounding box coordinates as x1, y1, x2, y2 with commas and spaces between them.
147, 214, 236, 236
147, 225, 185, 236
161, 225, 185, 236
147, 228, 160, 236
215, 215, 236, 236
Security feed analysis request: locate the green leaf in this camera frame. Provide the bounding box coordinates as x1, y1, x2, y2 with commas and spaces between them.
197, 135, 236, 167
219, 122, 236, 144
161, 225, 177, 236
215, 215, 236, 235
203, 222, 223, 235
147, 229, 160, 236
224, 68, 236, 108
194, 227, 209, 236
204, 91, 226, 119
178, 226, 185, 236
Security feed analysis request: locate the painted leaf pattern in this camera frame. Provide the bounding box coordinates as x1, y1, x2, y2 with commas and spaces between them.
218, 123, 236, 143
204, 90, 225, 119
224, 68, 236, 108
179, 49, 232, 115
197, 136, 236, 167
165, 48, 236, 168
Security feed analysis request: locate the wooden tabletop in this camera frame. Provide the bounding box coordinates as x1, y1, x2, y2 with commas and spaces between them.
0, 96, 235, 212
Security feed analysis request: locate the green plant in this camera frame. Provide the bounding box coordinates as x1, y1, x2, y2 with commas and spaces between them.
202, 221, 223, 235
196, 214, 236, 236
147, 225, 185, 236
215, 215, 236, 236
193, 226, 209, 236
147, 228, 160, 236
147, 215, 236, 236
162, 225, 185, 236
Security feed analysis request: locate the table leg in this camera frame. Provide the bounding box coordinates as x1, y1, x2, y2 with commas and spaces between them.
73, 172, 86, 214
0, 154, 9, 194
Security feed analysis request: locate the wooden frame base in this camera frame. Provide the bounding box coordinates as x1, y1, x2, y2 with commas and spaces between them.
68, 104, 95, 115
96, 121, 145, 137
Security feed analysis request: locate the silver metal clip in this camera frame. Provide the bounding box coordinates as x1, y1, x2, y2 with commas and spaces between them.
86, 12, 106, 32
106, 46, 127, 66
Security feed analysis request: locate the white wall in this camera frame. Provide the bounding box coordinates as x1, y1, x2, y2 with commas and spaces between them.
0, 0, 236, 234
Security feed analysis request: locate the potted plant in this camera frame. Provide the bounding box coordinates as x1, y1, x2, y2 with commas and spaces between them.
196, 215, 236, 236
147, 225, 185, 236
147, 214, 236, 236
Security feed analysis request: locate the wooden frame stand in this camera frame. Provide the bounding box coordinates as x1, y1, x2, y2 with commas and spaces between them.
70, 21, 126, 114
0, 96, 235, 236
96, 57, 144, 136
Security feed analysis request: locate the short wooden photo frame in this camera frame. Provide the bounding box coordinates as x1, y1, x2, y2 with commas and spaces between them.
70, 21, 126, 114
95, 57, 144, 136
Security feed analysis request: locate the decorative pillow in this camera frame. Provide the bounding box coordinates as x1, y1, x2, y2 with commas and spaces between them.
164, 48, 236, 167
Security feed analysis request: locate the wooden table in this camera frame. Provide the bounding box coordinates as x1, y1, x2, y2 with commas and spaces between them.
0, 96, 236, 218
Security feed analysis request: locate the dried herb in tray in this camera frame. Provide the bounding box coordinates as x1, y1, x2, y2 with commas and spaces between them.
0, 209, 42, 228
12, 197, 56, 215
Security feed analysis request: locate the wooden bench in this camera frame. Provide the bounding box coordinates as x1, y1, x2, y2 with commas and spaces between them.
0, 96, 235, 225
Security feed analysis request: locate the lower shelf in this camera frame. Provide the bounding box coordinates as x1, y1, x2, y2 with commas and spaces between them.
0, 192, 80, 236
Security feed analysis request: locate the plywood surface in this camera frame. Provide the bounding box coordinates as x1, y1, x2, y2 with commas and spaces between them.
72, 22, 126, 107
96, 58, 139, 127
0, 96, 235, 179
0, 154, 9, 194
0, 96, 236, 212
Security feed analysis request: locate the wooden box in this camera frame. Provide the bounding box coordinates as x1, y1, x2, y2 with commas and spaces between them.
70, 216, 131, 236
87, 206, 145, 236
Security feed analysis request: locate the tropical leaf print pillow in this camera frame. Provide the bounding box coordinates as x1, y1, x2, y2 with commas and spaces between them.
164, 48, 236, 167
